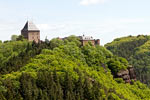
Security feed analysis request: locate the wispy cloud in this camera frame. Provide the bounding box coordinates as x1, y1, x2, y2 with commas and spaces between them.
37, 24, 67, 31
0, 18, 150, 44
80, 0, 108, 6
0, 23, 15, 31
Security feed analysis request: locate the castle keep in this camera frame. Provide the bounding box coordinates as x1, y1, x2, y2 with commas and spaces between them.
21, 21, 40, 43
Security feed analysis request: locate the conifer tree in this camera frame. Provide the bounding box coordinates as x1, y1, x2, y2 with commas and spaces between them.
64, 72, 75, 100
83, 77, 92, 100
53, 69, 63, 100
75, 72, 84, 100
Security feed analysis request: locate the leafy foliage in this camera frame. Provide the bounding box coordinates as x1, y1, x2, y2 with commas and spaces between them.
0, 35, 150, 100
105, 35, 150, 85
107, 57, 128, 74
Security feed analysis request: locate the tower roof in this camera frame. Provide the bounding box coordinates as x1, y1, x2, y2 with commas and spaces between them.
22, 21, 39, 31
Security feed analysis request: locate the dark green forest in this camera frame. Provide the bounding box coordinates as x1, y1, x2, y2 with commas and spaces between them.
0, 35, 150, 100
105, 35, 150, 86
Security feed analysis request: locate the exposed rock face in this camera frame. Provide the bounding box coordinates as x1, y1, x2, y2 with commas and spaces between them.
128, 67, 136, 81
116, 66, 136, 83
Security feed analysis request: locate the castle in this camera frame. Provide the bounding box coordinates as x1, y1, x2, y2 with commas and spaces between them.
21, 21, 100, 46
20, 21, 136, 84
21, 21, 40, 43
59, 35, 100, 46
78, 35, 100, 46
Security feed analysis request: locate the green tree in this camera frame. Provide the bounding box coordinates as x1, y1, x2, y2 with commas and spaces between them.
16, 35, 25, 41
11, 35, 18, 41
83, 77, 92, 100
49, 38, 64, 49
64, 72, 75, 100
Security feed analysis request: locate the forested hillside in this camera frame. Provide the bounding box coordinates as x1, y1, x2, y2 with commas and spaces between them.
0, 35, 150, 100
105, 35, 150, 85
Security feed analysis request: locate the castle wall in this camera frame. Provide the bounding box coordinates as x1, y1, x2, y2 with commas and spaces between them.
58, 36, 100, 46
81, 40, 95, 46
28, 31, 40, 43
95, 39, 100, 45
21, 30, 40, 43
21, 30, 28, 39
81, 39, 100, 46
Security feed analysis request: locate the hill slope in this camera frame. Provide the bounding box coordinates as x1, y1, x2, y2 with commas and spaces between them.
0, 36, 150, 100
105, 35, 150, 85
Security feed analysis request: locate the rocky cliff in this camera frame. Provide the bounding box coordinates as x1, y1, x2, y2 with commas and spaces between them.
116, 66, 136, 83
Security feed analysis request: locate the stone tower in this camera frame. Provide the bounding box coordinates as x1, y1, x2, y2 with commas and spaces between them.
21, 21, 40, 43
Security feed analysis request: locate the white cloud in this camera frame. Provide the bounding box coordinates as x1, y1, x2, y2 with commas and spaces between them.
80, 0, 108, 6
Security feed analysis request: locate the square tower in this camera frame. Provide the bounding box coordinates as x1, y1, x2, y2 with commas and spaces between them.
21, 21, 40, 43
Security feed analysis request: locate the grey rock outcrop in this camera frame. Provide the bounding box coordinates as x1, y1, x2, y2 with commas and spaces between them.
116, 66, 136, 83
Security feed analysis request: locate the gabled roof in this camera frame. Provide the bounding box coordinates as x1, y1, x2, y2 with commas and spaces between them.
78, 35, 94, 40
22, 21, 39, 31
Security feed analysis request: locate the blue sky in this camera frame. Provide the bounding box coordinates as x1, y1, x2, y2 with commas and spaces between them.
0, 0, 150, 45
